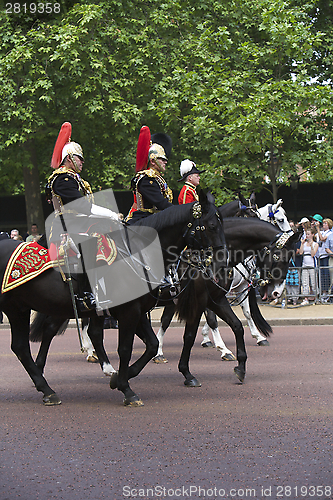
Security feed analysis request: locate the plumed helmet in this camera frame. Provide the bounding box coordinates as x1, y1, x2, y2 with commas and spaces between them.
51, 122, 83, 170
148, 143, 168, 162
178, 159, 204, 182
61, 142, 84, 163
148, 132, 172, 163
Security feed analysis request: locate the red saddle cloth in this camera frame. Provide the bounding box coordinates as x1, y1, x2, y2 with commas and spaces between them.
1, 242, 54, 293
1, 236, 117, 294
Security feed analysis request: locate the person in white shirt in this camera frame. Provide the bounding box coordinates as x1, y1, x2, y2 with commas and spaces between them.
298, 228, 319, 305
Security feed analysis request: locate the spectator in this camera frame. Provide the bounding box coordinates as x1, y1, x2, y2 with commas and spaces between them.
26, 223, 42, 243
324, 230, 333, 298
299, 228, 319, 305
313, 217, 332, 302
286, 258, 300, 306
10, 229, 19, 239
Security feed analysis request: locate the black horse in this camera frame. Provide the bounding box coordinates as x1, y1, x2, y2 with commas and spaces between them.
168, 217, 301, 387
0, 192, 225, 406
30, 217, 300, 399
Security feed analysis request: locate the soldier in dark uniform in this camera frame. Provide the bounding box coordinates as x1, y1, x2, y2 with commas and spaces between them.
46, 122, 119, 310
126, 129, 173, 224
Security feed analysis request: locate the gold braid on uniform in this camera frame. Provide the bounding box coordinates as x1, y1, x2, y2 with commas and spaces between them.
133, 168, 173, 212
47, 166, 93, 210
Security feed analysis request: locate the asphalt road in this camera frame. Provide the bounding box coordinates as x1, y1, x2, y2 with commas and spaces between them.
0, 324, 332, 500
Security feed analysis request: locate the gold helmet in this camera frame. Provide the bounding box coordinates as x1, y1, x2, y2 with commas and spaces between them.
148, 143, 167, 162
61, 142, 84, 163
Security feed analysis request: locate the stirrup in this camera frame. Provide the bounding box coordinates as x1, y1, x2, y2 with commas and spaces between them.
75, 293, 96, 312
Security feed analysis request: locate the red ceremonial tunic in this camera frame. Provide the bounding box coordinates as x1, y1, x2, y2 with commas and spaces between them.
178, 182, 199, 205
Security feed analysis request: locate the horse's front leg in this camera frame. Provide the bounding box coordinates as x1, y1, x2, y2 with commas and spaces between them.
128, 313, 158, 379
209, 296, 247, 383
178, 314, 202, 387
87, 315, 116, 376
7, 308, 61, 405
109, 308, 143, 407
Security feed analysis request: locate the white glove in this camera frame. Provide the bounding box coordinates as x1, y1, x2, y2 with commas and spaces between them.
91, 203, 119, 221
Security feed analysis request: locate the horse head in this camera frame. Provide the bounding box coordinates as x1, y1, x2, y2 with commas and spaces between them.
256, 227, 302, 301
234, 192, 259, 218
257, 200, 291, 232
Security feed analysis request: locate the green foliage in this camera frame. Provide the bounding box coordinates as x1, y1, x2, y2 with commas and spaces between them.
0, 0, 333, 214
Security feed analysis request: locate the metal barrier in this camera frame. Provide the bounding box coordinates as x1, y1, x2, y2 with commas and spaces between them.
278, 265, 332, 307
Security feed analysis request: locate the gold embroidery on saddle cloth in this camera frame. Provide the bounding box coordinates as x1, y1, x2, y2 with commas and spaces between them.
1, 242, 55, 293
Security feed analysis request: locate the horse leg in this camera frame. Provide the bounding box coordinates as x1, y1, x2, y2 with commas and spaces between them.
86, 315, 117, 376
127, 313, 158, 379
153, 303, 175, 363
204, 309, 236, 361
208, 296, 247, 383
7, 308, 61, 405
34, 317, 69, 374
178, 313, 202, 387
81, 317, 99, 363
110, 309, 144, 407
240, 298, 269, 346
200, 319, 214, 348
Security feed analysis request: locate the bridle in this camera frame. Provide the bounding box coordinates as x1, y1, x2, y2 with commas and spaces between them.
236, 199, 260, 218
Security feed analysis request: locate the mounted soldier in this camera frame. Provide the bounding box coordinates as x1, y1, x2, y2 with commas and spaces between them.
178, 159, 204, 205
46, 122, 119, 311
125, 126, 173, 224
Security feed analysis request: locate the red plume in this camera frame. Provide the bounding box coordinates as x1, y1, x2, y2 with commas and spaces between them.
135, 126, 151, 173
51, 122, 72, 169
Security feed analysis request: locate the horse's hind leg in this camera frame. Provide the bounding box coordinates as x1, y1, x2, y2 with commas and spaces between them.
34, 317, 69, 374
87, 315, 116, 376
204, 309, 236, 361
7, 308, 61, 405
154, 303, 175, 363
81, 317, 99, 363
127, 313, 158, 379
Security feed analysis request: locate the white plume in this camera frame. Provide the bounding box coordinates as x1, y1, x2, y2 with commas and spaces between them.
179, 159, 195, 177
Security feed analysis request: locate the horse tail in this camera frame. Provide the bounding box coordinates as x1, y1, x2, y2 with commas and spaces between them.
30, 312, 69, 342
174, 274, 198, 323
248, 287, 272, 338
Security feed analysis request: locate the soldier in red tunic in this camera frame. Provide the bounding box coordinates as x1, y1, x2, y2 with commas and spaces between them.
178, 159, 204, 205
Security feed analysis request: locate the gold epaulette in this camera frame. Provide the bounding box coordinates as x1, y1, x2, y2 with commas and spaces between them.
47, 167, 93, 197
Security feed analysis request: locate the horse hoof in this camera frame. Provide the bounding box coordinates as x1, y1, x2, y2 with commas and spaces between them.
153, 355, 168, 364
234, 367, 245, 384
86, 354, 99, 363
109, 372, 118, 390
184, 377, 201, 387
201, 341, 214, 348
221, 352, 237, 361
124, 396, 144, 407
43, 393, 61, 406
257, 340, 270, 346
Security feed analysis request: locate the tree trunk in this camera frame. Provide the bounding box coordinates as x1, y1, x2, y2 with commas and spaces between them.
23, 141, 45, 234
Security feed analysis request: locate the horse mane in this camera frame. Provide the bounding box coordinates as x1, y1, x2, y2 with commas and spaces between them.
131, 203, 193, 231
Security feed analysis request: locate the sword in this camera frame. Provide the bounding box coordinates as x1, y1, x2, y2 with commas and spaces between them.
58, 214, 84, 352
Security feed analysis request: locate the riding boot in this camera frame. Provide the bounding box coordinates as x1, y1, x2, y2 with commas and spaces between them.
75, 272, 96, 312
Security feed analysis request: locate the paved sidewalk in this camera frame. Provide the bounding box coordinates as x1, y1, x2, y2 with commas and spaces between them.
1, 302, 332, 330
148, 302, 333, 327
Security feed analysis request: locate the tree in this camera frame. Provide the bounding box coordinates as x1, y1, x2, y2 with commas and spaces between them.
150, 0, 333, 203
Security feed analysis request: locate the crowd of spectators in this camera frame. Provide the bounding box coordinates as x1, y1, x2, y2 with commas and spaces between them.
286, 214, 333, 305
